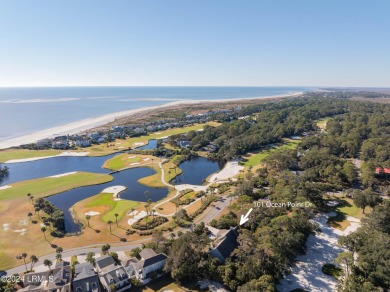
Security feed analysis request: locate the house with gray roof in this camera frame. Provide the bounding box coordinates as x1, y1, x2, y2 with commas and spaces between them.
95, 255, 130, 292
127, 248, 167, 284
19, 265, 72, 292
72, 262, 100, 292
209, 226, 239, 263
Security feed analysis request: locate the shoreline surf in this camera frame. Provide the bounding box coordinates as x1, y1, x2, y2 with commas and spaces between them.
0, 92, 303, 149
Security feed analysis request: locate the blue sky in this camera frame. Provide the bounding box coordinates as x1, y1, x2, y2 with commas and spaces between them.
0, 0, 389, 87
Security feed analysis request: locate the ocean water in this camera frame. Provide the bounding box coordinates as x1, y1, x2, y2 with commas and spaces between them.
0, 86, 308, 142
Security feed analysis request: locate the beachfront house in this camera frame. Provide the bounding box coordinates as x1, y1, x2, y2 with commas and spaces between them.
75, 139, 91, 147
95, 255, 131, 292
126, 248, 167, 284
72, 262, 101, 292
209, 227, 239, 263
19, 266, 72, 292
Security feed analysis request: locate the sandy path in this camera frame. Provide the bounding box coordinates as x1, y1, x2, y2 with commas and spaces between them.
277, 213, 360, 292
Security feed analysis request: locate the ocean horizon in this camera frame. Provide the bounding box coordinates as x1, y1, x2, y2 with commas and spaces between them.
0, 86, 310, 143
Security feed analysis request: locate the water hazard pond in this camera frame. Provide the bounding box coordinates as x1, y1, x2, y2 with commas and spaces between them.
171, 156, 223, 185
47, 167, 168, 233
1, 152, 223, 234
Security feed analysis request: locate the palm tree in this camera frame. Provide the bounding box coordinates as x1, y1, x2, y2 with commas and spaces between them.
56, 253, 62, 262
147, 199, 152, 214
16, 253, 28, 273
43, 259, 53, 272
85, 215, 91, 228
35, 207, 41, 218
151, 209, 156, 221
107, 220, 113, 234
144, 204, 149, 223
41, 227, 47, 240
131, 208, 135, 218
30, 255, 38, 271
114, 213, 119, 226
55, 247, 63, 255
27, 193, 31, 203
30, 195, 34, 204
144, 191, 150, 201
28, 212, 33, 222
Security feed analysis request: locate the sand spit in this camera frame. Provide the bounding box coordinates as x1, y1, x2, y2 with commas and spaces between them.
5, 151, 89, 163
48, 171, 77, 178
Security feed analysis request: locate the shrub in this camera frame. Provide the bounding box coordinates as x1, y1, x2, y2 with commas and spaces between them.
322, 263, 342, 278
132, 216, 168, 230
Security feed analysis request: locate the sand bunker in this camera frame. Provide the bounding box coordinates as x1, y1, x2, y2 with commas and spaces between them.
127, 210, 147, 225
134, 142, 144, 146
102, 185, 126, 197
175, 184, 207, 192
128, 156, 137, 158
19, 219, 28, 226
208, 161, 243, 182
85, 211, 100, 216
0, 185, 12, 190
143, 157, 150, 161
3, 223, 10, 231
48, 171, 77, 178
129, 162, 140, 166
13, 229, 27, 235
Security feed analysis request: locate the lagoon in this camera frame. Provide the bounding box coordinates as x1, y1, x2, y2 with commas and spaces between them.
172, 156, 223, 185
47, 167, 168, 233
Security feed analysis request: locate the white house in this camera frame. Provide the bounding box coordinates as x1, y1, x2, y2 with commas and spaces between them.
95, 255, 131, 292
128, 248, 167, 284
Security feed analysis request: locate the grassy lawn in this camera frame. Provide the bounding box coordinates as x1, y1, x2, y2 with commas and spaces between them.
326, 195, 367, 230
317, 117, 332, 130
162, 155, 183, 182
183, 191, 196, 199
242, 140, 299, 167
0, 149, 62, 163
132, 275, 199, 292
0, 172, 113, 201
86, 193, 139, 223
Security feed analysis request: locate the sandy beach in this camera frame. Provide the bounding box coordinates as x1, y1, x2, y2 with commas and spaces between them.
0, 92, 302, 149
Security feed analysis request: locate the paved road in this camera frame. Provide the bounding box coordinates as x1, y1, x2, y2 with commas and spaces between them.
195, 196, 232, 224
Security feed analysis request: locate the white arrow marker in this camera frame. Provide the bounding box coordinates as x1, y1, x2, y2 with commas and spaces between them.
239, 208, 253, 225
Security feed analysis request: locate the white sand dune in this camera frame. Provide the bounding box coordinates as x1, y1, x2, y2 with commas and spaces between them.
48, 171, 77, 178
208, 161, 243, 182
277, 213, 361, 292
0, 92, 302, 150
